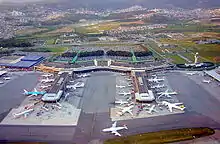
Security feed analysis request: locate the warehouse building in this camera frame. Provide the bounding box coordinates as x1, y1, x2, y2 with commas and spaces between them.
0, 55, 44, 69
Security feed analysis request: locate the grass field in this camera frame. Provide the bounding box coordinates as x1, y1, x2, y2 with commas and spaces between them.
158, 37, 220, 63
45, 46, 69, 53
46, 39, 55, 45
15, 28, 48, 35
104, 127, 215, 144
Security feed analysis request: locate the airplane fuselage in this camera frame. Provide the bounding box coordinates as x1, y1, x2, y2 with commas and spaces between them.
102, 127, 126, 132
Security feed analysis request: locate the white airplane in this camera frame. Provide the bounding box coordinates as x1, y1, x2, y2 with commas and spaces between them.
77, 73, 90, 78
202, 79, 211, 83
40, 85, 51, 89
151, 84, 165, 89
126, 78, 132, 81
116, 85, 126, 88
117, 105, 134, 116
118, 91, 132, 96
102, 121, 128, 137
41, 78, 55, 83
42, 73, 53, 77
66, 82, 85, 89
148, 77, 164, 83
115, 100, 129, 105
161, 101, 185, 112
186, 72, 197, 75
157, 89, 178, 98
3, 77, 11, 80
13, 108, 34, 118
143, 105, 158, 114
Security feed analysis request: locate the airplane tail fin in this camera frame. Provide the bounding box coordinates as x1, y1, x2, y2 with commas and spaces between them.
124, 124, 128, 129
23, 89, 28, 94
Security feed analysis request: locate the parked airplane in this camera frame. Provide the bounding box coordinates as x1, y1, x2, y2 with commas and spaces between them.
148, 77, 164, 83
157, 89, 178, 98
116, 85, 126, 88
66, 82, 85, 89
126, 78, 132, 81
42, 73, 53, 77
102, 121, 128, 137
186, 72, 197, 75
161, 101, 185, 112
3, 77, 11, 80
143, 105, 158, 114
41, 78, 55, 83
202, 79, 211, 83
117, 105, 134, 116
115, 100, 129, 105
77, 73, 90, 78
23, 88, 46, 97
118, 91, 132, 96
40, 85, 51, 89
151, 84, 165, 89
13, 108, 34, 118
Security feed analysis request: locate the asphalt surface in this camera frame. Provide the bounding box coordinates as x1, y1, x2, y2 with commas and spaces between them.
79, 72, 116, 113
0, 72, 40, 119
1, 71, 220, 143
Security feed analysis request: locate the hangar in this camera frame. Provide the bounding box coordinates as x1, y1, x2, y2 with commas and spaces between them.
0, 55, 44, 69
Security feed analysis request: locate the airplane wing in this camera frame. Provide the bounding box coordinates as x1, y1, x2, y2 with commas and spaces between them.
128, 110, 133, 115
112, 130, 121, 136
174, 103, 183, 105
168, 105, 173, 112
112, 121, 117, 128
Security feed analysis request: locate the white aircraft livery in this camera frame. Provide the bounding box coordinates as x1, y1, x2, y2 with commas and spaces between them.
102, 121, 128, 136
162, 101, 185, 112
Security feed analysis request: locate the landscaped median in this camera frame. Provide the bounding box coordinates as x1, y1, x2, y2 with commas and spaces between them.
104, 127, 215, 144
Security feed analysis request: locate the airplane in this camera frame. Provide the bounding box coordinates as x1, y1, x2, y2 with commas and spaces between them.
151, 84, 165, 89
115, 100, 129, 105
41, 78, 55, 83
3, 77, 11, 80
77, 73, 90, 78
125, 78, 132, 81
66, 82, 85, 89
102, 121, 128, 137
40, 85, 51, 89
148, 77, 164, 83
157, 89, 178, 98
116, 85, 126, 88
13, 108, 34, 118
161, 101, 185, 112
186, 72, 197, 75
0, 81, 4, 84
23, 88, 46, 97
143, 105, 158, 114
118, 91, 132, 96
117, 105, 134, 116
202, 79, 211, 83
42, 73, 53, 77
